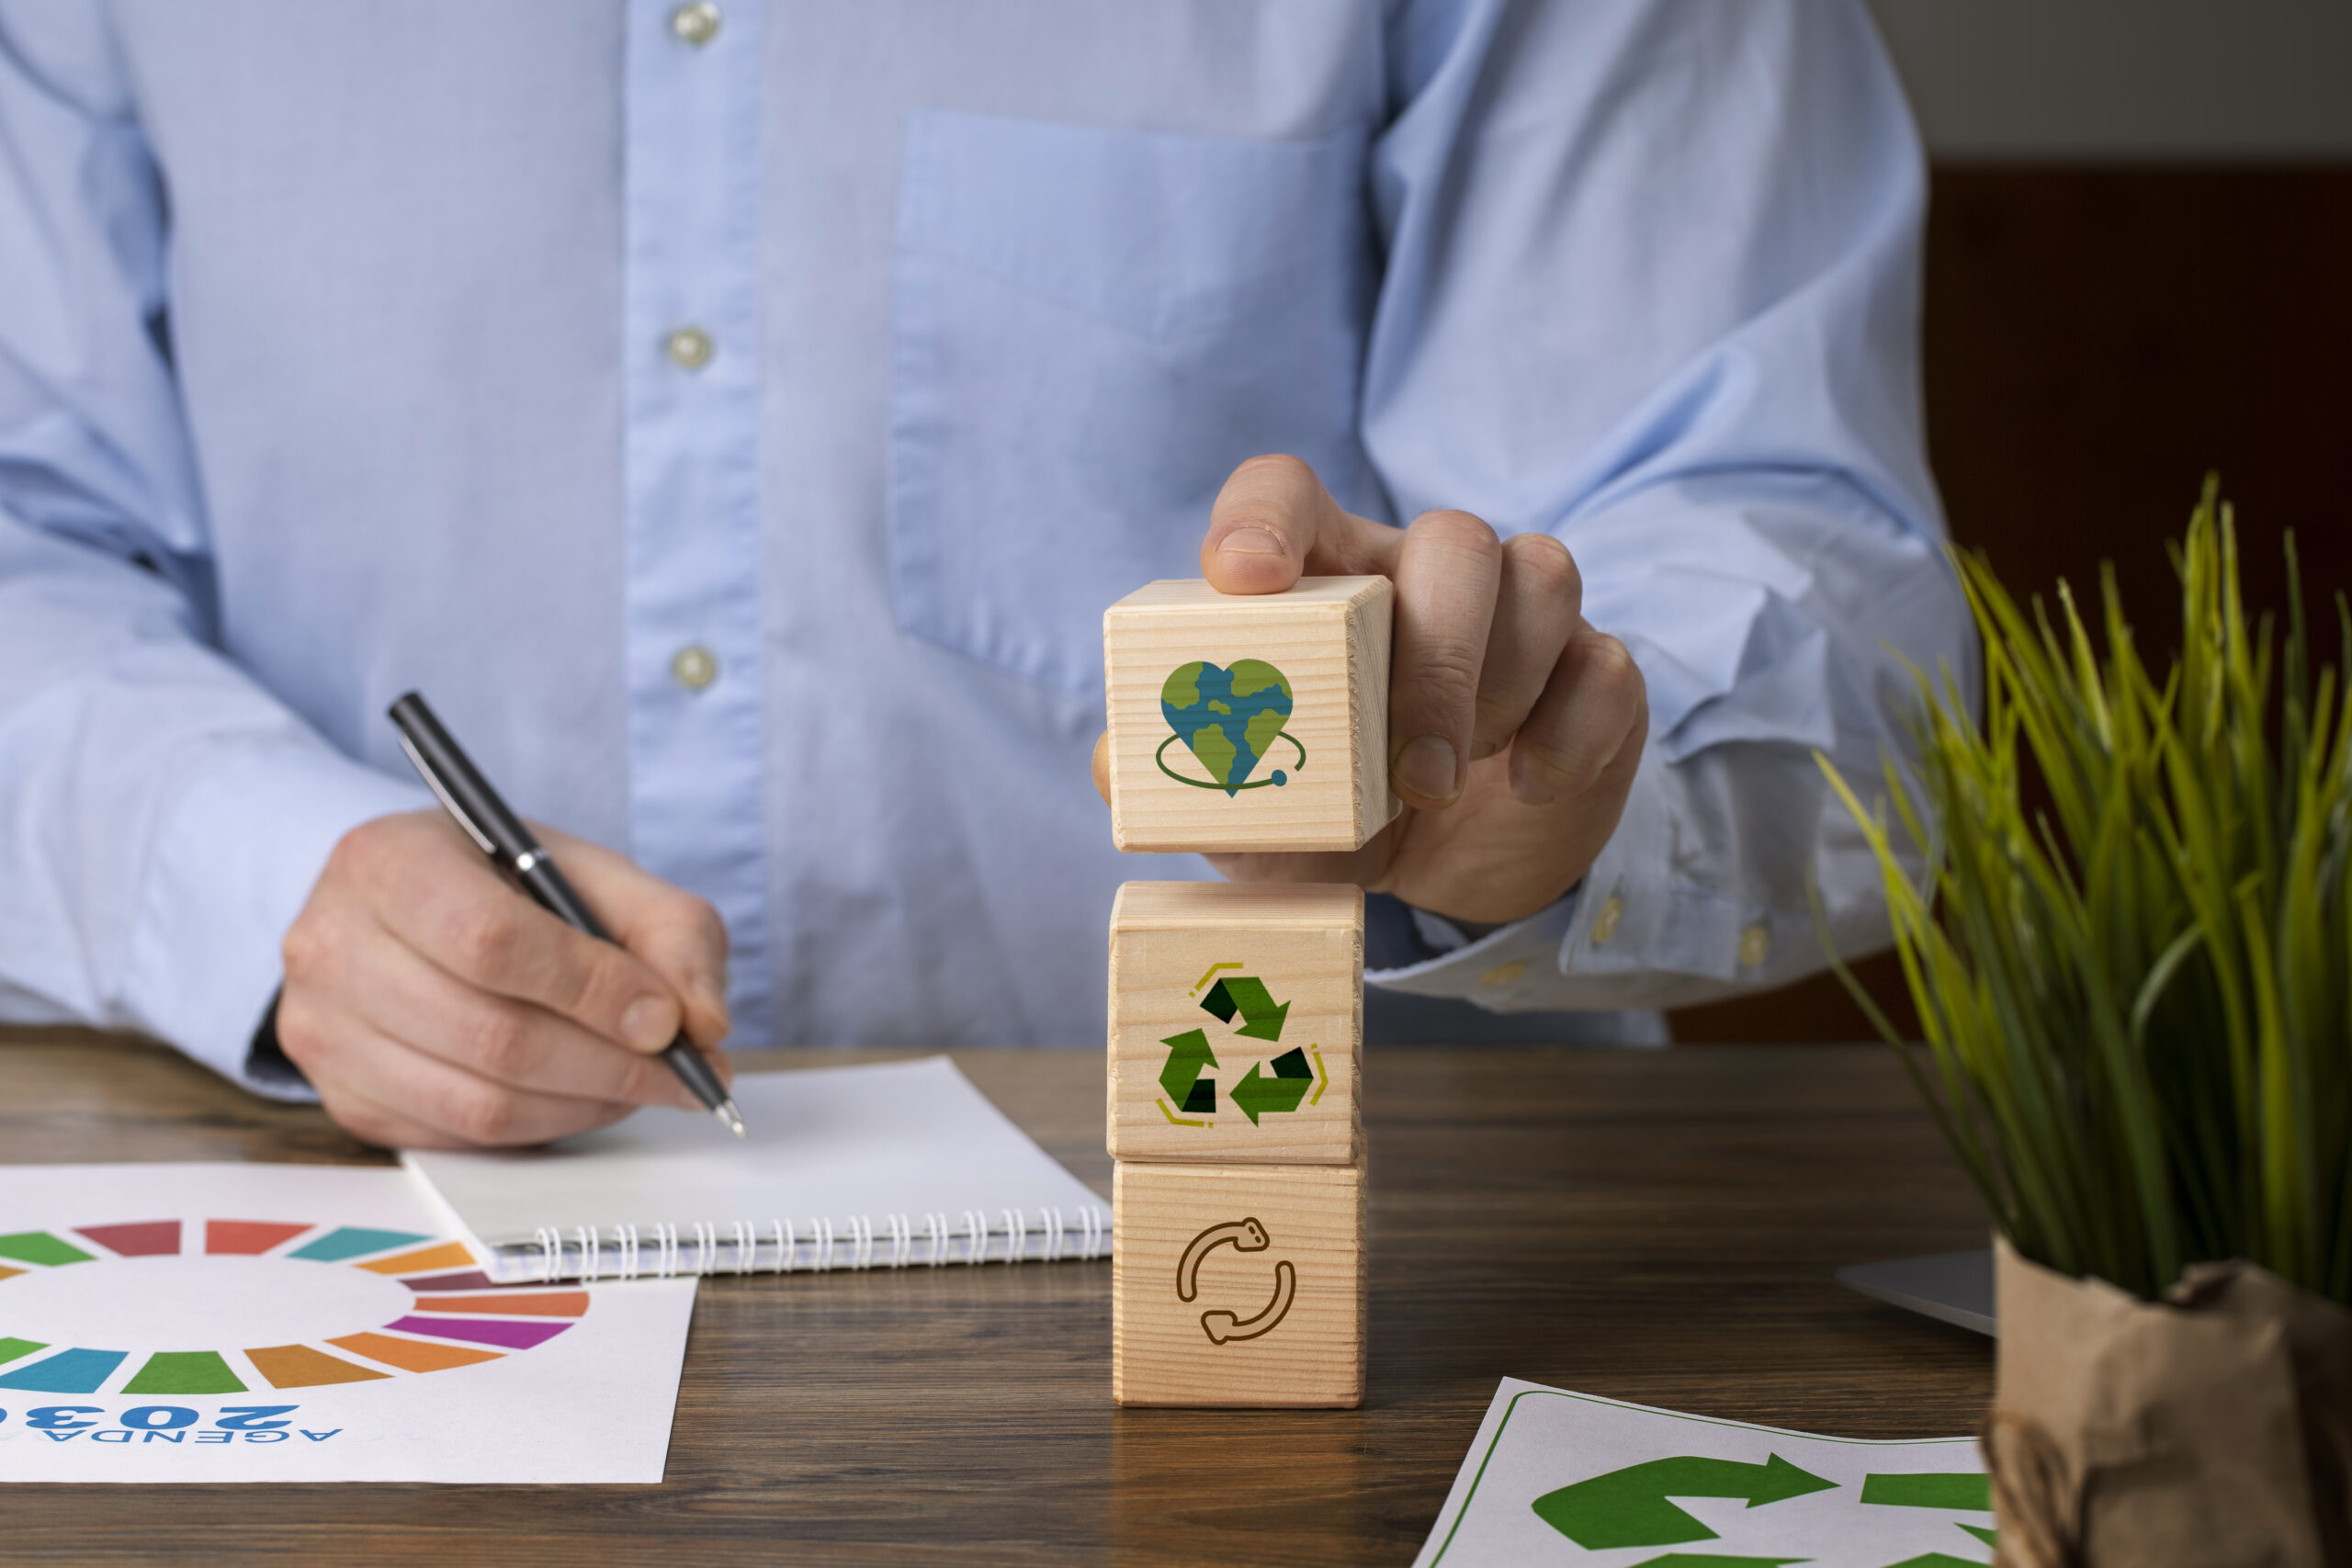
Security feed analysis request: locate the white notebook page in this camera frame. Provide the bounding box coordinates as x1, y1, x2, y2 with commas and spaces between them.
403, 1056, 1108, 1280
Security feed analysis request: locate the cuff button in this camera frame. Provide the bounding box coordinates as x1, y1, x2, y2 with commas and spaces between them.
1589, 893, 1623, 946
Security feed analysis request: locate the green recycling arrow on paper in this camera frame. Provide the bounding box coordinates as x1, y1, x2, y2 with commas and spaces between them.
1860, 1472, 1991, 1512
1532, 1453, 1838, 1550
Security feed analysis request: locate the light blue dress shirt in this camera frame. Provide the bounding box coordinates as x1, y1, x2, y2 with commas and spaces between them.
0, 0, 1969, 1096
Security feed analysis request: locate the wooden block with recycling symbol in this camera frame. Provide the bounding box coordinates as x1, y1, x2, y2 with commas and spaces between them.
1103, 576, 1398, 853
1107, 881, 1362, 1167
1112, 1161, 1364, 1408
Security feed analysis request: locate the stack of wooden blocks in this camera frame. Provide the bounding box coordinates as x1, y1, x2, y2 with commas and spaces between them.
1100, 577, 1398, 1408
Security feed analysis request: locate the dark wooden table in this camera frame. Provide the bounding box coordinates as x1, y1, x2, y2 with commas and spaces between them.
0, 1028, 1992, 1565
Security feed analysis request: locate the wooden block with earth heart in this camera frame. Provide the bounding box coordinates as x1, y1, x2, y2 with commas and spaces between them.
1102, 576, 1398, 853
1111, 1161, 1364, 1408
1107, 880, 1361, 1167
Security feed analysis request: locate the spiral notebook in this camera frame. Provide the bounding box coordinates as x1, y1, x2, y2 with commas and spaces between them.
401, 1056, 1111, 1283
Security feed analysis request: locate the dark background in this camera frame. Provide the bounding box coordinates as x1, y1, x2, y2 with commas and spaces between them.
1671, 165, 2352, 1043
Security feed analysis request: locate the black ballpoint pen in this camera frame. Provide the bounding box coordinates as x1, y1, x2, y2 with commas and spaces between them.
387, 691, 746, 1138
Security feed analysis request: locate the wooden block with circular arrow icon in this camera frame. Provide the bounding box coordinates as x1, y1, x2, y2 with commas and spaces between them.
1106, 880, 1362, 1167
1111, 1161, 1364, 1408
1102, 576, 1398, 853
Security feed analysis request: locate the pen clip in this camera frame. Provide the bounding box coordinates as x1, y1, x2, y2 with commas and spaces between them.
397, 729, 499, 857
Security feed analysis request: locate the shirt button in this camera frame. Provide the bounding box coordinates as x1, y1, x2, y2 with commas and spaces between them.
669, 3, 721, 46
664, 327, 713, 372
670, 645, 718, 691
1478, 961, 1526, 989
1589, 893, 1623, 946
1738, 922, 1770, 969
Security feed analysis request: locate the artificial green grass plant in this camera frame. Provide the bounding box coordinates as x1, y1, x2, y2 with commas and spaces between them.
1822, 480, 2351, 1304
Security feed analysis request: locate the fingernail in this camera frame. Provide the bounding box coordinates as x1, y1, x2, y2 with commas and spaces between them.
1217, 527, 1285, 558
1395, 734, 1461, 804
1510, 770, 1561, 807
620, 997, 675, 1050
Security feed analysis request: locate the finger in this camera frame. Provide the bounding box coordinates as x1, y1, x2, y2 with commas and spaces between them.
1091, 731, 1112, 804
1386, 509, 1503, 809
357, 926, 703, 1109
294, 1013, 637, 1149
313, 1075, 604, 1155
1510, 625, 1649, 806
1199, 454, 1400, 595
1471, 533, 1584, 762
372, 851, 684, 1055
541, 827, 731, 1049
1205, 840, 1393, 893
314, 1083, 465, 1153
279, 970, 677, 1122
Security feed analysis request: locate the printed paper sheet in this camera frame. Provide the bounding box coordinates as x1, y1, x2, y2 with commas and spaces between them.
1416, 1377, 1993, 1567
0, 1165, 695, 1483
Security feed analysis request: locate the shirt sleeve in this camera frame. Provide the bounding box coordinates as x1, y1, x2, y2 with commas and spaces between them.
0, 8, 427, 1095
1361, 0, 1973, 1014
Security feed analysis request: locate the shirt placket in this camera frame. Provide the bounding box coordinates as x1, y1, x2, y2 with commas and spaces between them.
622, 0, 769, 1042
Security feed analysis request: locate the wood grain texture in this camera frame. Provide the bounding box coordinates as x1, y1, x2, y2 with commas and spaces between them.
1104, 577, 1397, 852
1107, 881, 1362, 1166
0, 1026, 1992, 1566
1112, 1163, 1364, 1409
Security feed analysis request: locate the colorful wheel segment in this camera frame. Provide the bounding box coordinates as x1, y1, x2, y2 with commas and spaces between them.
0, 1219, 589, 1394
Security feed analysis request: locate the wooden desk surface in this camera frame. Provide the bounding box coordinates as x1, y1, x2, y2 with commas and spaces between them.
0, 1029, 1991, 1566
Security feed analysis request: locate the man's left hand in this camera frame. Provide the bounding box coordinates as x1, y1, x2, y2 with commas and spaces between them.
1092, 455, 1647, 927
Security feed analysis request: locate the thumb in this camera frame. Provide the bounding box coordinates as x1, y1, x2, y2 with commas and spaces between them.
1200, 454, 1345, 596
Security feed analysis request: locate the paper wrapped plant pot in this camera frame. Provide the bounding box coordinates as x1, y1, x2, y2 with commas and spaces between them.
1984, 1235, 2352, 1566
1819, 491, 2352, 1562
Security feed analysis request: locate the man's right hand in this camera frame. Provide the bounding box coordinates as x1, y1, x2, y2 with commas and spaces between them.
277, 809, 733, 1149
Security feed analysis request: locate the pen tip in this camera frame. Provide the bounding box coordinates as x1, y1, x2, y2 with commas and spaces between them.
717, 1100, 747, 1139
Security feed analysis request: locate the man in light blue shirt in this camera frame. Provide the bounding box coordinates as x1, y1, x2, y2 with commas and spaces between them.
0, 1, 1967, 1146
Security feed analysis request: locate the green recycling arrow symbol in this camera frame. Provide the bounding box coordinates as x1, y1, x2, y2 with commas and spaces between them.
1159, 1030, 1218, 1116
1532, 1453, 1838, 1550
1230, 1048, 1315, 1124
1154, 968, 1324, 1128
1201, 975, 1289, 1040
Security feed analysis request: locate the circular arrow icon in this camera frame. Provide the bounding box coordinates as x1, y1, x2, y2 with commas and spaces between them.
1175, 1217, 1296, 1345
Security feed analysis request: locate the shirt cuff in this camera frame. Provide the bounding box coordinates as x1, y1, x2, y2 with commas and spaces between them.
1552, 743, 1804, 1010
1363, 742, 1778, 1014
115, 741, 432, 1100
1364, 886, 1587, 1009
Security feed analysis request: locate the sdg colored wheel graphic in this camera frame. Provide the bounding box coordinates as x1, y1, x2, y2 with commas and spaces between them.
0, 1219, 586, 1394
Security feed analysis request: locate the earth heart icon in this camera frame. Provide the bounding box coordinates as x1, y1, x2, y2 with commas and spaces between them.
1158, 660, 1302, 795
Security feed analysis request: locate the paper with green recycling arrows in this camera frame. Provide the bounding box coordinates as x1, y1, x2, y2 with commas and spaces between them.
1414, 1379, 1993, 1568
1155, 966, 1326, 1128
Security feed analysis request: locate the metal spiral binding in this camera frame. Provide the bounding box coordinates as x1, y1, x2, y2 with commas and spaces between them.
514, 1204, 1112, 1279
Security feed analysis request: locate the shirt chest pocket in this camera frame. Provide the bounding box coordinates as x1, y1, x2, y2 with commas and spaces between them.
888, 111, 1375, 699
